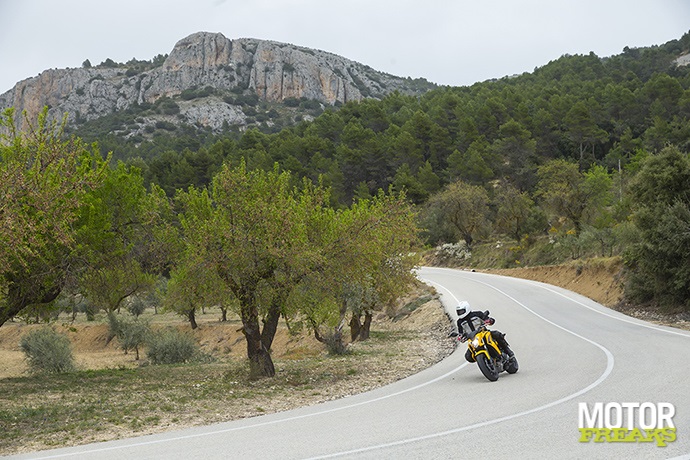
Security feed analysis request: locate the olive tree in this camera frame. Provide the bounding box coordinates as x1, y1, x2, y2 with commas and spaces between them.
75, 162, 179, 313
0, 108, 108, 327
177, 161, 420, 377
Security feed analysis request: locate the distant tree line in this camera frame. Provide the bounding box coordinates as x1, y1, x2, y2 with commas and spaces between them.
3, 31, 690, 382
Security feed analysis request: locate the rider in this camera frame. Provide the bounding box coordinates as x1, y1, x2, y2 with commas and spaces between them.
453, 300, 515, 363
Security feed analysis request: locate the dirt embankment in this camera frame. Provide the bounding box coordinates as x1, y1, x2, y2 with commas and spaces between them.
486, 257, 690, 331
487, 257, 625, 307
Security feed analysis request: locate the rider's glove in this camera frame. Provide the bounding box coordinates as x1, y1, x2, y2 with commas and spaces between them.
486, 318, 495, 325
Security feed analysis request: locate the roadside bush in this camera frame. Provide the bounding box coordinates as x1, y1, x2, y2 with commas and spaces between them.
146, 328, 198, 364
19, 327, 75, 373
322, 330, 348, 356
107, 312, 151, 360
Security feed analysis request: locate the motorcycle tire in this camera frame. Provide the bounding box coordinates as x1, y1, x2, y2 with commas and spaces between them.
477, 354, 499, 381
505, 356, 519, 374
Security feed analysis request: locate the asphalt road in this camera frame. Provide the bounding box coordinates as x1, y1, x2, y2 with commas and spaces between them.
11, 267, 690, 460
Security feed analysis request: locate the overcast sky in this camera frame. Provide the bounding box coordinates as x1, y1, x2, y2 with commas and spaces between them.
0, 0, 689, 94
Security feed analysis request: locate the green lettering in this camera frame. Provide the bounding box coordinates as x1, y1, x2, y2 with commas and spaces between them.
650, 428, 676, 447
578, 428, 596, 442
625, 428, 649, 442
610, 428, 628, 441
593, 428, 611, 443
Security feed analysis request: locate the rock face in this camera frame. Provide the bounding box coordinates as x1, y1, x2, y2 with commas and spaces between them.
0, 32, 433, 131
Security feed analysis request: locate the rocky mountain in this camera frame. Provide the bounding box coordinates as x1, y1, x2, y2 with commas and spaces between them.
0, 32, 435, 133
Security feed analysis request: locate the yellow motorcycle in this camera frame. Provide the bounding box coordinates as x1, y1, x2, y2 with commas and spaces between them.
457, 319, 518, 382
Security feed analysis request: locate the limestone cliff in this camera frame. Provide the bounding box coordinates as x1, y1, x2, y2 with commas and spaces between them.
0, 32, 434, 131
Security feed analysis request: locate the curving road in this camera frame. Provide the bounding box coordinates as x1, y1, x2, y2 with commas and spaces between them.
11, 267, 690, 460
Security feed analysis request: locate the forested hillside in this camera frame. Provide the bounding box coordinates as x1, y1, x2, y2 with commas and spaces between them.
86, 32, 690, 203
108, 31, 690, 310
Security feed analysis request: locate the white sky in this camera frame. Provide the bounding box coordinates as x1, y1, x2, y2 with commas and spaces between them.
0, 0, 689, 94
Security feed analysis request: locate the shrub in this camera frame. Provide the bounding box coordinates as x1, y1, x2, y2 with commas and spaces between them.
155, 120, 177, 131
155, 97, 180, 115
108, 312, 151, 360
322, 330, 348, 356
146, 328, 198, 364
119, 318, 150, 360
20, 327, 75, 373
299, 99, 321, 110
283, 97, 300, 107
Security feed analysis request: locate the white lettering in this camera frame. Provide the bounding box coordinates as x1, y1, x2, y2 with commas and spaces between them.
579, 402, 675, 430
658, 403, 675, 429
620, 402, 637, 429
579, 402, 603, 428
604, 402, 623, 428
639, 403, 656, 430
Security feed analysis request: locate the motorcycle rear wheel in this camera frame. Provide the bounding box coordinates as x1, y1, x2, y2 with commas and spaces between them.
477, 354, 499, 381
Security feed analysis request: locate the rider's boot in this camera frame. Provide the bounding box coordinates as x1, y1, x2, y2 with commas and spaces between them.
504, 346, 515, 360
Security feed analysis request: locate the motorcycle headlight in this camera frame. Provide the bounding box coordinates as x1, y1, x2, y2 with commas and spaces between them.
471, 338, 480, 348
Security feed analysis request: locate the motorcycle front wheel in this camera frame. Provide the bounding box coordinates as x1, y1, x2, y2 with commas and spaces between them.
505, 355, 519, 374
476, 354, 499, 381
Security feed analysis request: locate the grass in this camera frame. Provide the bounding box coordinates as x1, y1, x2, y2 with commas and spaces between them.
0, 362, 311, 452
0, 283, 446, 455
0, 324, 441, 455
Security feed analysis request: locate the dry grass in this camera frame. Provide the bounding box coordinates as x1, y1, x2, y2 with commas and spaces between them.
0, 292, 453, 456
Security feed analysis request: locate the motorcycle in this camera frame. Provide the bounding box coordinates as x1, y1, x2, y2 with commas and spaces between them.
453, 317, 518, 382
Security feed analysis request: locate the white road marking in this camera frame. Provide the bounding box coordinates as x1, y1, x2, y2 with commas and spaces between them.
304, 270, 617, 459
29, 345, 469, 459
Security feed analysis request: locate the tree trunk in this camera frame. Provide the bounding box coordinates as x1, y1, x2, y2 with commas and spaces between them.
260, 304, 281, 352
187, 308, 198, 329
349, 315, 362, 342
0, 280, 61, 328
359, 311, 373, 341
220, 307, 228, 322
240, 299, 275, 379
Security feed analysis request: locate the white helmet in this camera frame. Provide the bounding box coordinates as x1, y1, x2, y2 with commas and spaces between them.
456, 300, 470, 319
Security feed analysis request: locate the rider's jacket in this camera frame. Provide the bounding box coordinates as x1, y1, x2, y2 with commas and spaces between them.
456, 310, 492, 337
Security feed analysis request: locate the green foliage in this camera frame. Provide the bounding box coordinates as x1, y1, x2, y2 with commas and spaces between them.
100, 58, 118, 68
176, 161, 420, 374
146, 328, 199, 364
0, 108, 110, 326
20, 327, 75, 373
426, 180, 491, 248
625, 146, 690, 310
322, 330, 349, 355
180, 86, 215, 100
73, 162, 178, 315
283, 97, 300, 107
494, 182, 545, 241
5, 32, 690, 330
536, 160, 613, 234
107, 312, 151, 360
155, 97, 180, 115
